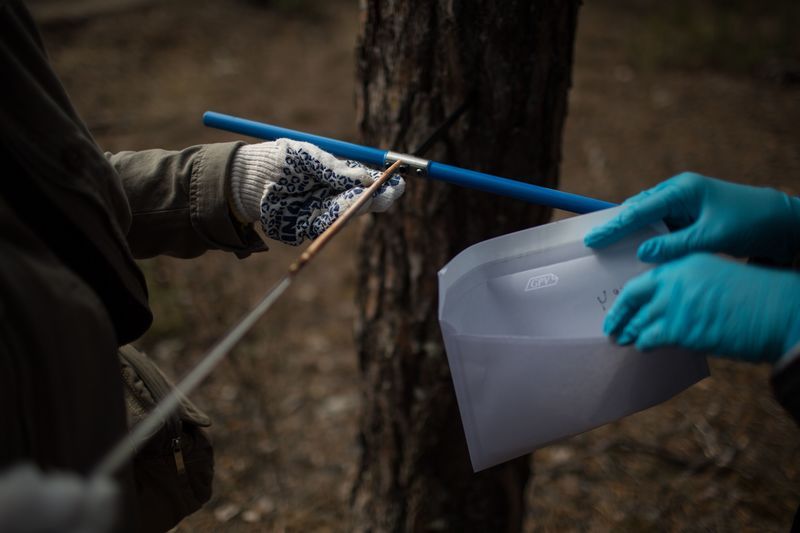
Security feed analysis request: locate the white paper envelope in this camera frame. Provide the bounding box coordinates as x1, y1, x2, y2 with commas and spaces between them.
437, 207, 710, 471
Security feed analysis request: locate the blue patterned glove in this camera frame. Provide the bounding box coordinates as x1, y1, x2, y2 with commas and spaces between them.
230, 139, 405, 245
605, 253, 800, 362
584, 173, 800, 263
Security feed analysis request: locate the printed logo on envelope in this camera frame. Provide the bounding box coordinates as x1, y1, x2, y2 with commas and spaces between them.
525, 273, 559, 291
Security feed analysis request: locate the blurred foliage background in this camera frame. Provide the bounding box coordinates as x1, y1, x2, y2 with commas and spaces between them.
629, 0, 799, 81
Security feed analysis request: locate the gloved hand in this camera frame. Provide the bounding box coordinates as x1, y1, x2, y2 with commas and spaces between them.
605, 253, 800, 362
0, 464, 117, 533
229, 139, 405, 245
584, 172, 800, 263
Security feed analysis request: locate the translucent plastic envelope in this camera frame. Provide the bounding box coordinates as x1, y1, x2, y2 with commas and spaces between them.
437, 206, 709, 471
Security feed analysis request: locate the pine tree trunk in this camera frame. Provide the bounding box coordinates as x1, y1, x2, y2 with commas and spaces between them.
353, 2, 580, 531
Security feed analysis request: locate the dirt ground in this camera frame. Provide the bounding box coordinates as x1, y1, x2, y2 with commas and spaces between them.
36, 0, 800, 531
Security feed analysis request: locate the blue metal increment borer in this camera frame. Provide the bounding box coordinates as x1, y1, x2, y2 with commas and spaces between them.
203, 111, 616, 214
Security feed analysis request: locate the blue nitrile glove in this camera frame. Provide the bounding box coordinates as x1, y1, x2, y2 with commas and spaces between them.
0, 464, 118, 533
605, 253, 800, 362
584, 173, 800, 263
229, 139, 405, 245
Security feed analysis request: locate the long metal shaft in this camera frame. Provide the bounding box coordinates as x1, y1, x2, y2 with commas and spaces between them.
92, 161, 403, 480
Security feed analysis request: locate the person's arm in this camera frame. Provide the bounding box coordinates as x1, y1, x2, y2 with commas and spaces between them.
583, 172, 800, 363
106, 142, 266, 259
108, 139, 405, 259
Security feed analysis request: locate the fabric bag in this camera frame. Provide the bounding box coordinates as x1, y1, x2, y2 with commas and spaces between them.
118, 345, 214, 532
438, 207, 710, 471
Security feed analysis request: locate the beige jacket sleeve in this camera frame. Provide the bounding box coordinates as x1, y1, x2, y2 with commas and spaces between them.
106, 142, 267, 259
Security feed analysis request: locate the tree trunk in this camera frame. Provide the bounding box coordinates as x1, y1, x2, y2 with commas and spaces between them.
353, 2, 580, 531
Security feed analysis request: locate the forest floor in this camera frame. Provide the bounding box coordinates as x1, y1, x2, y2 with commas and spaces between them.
37, 0, 800, 531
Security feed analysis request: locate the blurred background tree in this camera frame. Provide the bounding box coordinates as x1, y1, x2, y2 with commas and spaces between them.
353, 1, 580, 531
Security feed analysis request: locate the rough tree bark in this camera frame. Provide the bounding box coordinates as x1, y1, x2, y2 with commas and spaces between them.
353, 2, 580, 531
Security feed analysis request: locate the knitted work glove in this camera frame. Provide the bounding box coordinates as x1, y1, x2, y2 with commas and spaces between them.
229, 139, 405, 245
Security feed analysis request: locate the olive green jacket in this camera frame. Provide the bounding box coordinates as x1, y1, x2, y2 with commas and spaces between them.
0, 0, 264, 344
